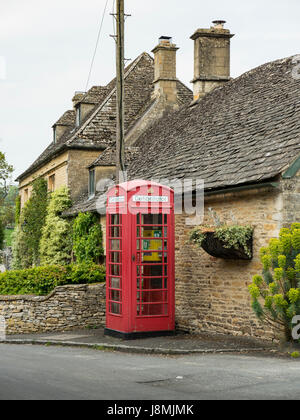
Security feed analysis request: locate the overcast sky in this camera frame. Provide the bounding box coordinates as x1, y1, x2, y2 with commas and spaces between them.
1, 0, 300, 181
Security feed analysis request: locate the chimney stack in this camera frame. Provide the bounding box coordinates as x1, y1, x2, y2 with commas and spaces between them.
151, 36, 179, 105
191, 21, 234, 101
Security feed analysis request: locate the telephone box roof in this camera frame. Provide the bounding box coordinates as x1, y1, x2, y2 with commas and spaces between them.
116, 180, 173, 192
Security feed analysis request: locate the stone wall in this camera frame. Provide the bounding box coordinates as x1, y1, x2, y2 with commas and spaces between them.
19, 151, 69, 208
174, 185, 284, 341
281, 170, 300, 226
68, 149, 103, 202
0, 283, 106, 335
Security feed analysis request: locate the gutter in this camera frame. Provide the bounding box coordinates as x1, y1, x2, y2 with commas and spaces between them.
172, 181, 280, 203
204, 181, 280, 197
15, 143, 106, 183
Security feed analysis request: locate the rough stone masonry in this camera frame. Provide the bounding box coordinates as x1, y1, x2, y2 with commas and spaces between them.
0, 283, 106, 335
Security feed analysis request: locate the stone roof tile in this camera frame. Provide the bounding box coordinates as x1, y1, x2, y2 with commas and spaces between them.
128, 56, 300, 190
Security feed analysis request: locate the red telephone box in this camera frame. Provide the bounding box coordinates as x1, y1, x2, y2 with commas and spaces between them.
105, 180, 175, 339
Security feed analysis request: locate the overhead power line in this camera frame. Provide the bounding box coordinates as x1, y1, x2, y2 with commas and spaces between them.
85, 0, 110, 92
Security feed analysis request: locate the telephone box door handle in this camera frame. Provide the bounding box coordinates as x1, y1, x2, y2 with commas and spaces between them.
132, 255, 136, 262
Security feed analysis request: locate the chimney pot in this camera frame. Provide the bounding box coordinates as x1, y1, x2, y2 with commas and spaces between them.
159, 36, 173, 45
212, 20, 226, 29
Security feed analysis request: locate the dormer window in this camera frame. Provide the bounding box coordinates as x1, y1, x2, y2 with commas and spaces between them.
76, 105, 81, 127
89, 169, 95, 198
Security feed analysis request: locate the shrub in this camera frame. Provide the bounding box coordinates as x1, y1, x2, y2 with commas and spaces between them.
72, 212, 104, 264
248, 223, 300, 341
0, 263, 106, 296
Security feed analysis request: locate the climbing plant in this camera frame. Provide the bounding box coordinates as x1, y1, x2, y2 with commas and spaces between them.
11, 178, 48, 268
15, 195, 21, 225
72, 212, 104, 264
0, 219, 4, 250
248, 223, 300, 341
39, 186, 72, 266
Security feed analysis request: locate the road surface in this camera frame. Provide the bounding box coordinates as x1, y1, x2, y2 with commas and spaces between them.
0, 344, 300, 400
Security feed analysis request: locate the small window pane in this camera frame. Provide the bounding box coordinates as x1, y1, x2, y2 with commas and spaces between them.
110, 290, 121, 302
110, 277, 121, 289
142, 291, 167, 303
111, 214, 121, 225
110, 252, 121, 263
110, 239, 120, 250
142, 239, 162, 251
140, 304, 168, 316
142, 278, 163, 290
142, 214, 163, 225
89, 170, 95, 197
110, 302, 121, 315
141, 265, 163, 277
141, 227, 163, 238
142, 252, 162, 263
110, 265, 121, 276
110, 227, 121, 238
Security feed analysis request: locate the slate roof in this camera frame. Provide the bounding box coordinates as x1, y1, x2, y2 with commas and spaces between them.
129, 56, 300, 190
17, 52, 162, 181
64, 55, 300, 216
53, 110, 75, 127
78, 86, 111, 105
89, 144, 140, 168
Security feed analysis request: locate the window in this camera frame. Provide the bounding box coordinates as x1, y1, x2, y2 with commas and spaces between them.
24, 189, 29, 203
76, 105, 81, 127
53, 127, 57, 144
89, 169, 95, 198
48, 174, 55, 192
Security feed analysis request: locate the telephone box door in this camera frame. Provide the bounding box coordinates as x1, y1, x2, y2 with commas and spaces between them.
132, 210, 175, 333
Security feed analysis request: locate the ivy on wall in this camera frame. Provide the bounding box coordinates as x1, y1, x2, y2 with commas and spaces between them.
39, 186, 72, 266
12, 178, 48, 269
12, 185, 104, 269
72, 212, 104, 264
0, 220, 4, 251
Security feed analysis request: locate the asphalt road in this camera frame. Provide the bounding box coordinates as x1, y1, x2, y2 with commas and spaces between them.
1, 344, 300, 400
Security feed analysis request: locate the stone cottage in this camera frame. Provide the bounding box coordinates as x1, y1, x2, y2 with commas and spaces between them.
16, 45, 192, 208
66, 21, 300, 340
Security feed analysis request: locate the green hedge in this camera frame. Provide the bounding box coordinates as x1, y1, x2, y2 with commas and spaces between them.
0, 263, 106, 296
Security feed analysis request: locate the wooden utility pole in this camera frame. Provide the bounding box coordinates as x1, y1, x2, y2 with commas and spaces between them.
115, 0, 126, 183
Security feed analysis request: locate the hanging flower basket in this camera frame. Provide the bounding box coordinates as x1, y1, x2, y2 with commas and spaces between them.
190, 225, 254, 261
